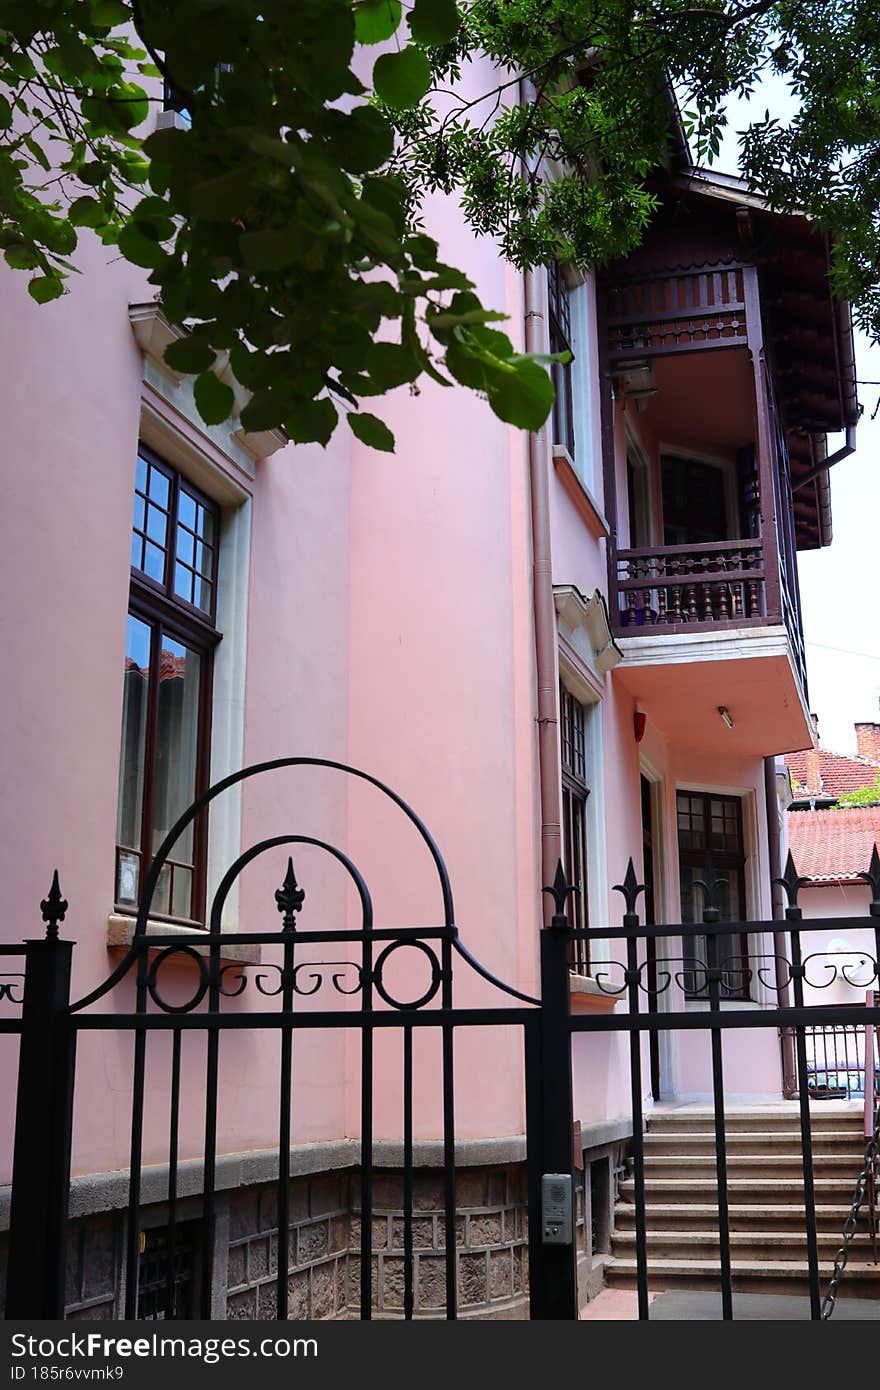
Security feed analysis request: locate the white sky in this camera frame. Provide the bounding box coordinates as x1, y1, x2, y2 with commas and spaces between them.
715, 79, 880, 756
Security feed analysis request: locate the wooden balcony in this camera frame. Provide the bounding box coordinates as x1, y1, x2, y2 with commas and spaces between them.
612, 534, 808, 700
615, 540, 766, 630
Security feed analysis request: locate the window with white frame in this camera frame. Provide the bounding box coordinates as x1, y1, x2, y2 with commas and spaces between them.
116, 444, 221, 924
560, 684, 591, 974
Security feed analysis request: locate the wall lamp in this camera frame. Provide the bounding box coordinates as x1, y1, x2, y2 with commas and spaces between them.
718, 706, 734, 731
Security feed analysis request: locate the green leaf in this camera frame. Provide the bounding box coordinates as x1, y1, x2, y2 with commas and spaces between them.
334, 107, 395, 173
164, 336, 217, 375
91, 0, 131, 23
407, 0, 460, 46
68, 196, 105, 228
284, 398, 339, 447
193, 371, 235, 427
4, 245, 40, 271
486, 357, 555, 431
372, 47, 432, 110
240, 389, 292, 433
239, 230, 300, 272
188, 169, 255, 220
363, 341, 419, 389
78, 162, 106, 187
354, 0, 402, 45
117, 222, 167, 269
348, 411, 395, 451
28, 276, 64, 305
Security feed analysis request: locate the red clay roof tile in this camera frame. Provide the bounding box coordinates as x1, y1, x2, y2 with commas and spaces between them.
786, 806, 880, 883
785, 747, 880, 799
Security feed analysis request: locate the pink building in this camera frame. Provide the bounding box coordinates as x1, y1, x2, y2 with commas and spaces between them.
1, 86, 872, 1318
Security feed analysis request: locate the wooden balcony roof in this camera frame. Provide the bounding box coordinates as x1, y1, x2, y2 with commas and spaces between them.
602, 169, 859, 550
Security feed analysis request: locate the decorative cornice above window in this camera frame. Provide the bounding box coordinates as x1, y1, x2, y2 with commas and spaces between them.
129, 301, 287, 467
554, 585, 623, 678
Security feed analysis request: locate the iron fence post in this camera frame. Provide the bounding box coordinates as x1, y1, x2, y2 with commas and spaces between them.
530, 864, 578, 1319
6, 875, 75, 1318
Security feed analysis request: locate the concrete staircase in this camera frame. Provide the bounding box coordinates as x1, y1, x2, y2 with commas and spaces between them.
606, 1107, 880, 1299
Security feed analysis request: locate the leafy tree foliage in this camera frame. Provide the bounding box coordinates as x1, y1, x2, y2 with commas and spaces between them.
2, 2, 879, 448
838, 778, 880, 809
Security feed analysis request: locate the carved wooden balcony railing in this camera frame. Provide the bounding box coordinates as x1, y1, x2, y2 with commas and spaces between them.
615, 540, 766, 631
605, 265, 748, 361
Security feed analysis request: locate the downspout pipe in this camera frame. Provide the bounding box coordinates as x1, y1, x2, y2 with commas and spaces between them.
791, 422, 857, 494
764, 755, 797, 1098
524, 266, 562, 927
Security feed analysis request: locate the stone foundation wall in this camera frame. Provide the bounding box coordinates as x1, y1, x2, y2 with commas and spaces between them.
227, 1164, 530, 1319
0, 1161, 534, 1321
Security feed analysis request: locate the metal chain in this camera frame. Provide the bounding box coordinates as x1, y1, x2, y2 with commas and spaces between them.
821, 1102, 880, 1319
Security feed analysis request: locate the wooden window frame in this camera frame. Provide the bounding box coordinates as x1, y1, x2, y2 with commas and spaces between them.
676, 790, 750, 1000
560, 685, 590, 974
116, 445, 221, 926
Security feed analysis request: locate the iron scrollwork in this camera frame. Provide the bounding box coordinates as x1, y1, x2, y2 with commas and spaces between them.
0, 975, 24, 1005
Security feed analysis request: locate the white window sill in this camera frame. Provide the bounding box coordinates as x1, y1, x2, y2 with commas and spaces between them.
107, 913, 261, 965
683, 997, 760, 1012
570, 972, 620, 1013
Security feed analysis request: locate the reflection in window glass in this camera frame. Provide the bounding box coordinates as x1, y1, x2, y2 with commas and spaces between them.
153, 638, 201, 867
116, 615, 151, 904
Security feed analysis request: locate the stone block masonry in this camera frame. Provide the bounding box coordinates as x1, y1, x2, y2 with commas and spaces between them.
0, 1163, 534, 1320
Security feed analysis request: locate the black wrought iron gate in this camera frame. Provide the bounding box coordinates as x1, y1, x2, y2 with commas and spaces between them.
2, 758, 879, 1321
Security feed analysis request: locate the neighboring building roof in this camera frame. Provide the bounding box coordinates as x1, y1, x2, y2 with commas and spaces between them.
787, 806, 880, 883
785, 746, 880, 801
125, 651, 188, 681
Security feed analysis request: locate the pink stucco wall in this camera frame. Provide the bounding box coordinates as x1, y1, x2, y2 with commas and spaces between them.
1, 64, 818, 1192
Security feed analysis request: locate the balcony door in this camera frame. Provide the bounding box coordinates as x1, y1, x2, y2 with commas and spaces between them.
661, 453, 738, 546
676, 790, 750, 1000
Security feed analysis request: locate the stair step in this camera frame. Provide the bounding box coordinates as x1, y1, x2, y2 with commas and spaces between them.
642, 1154, 860, 1175
619, 1177, 856, 1206
644, 1130, 864, 1155
611, 1231, 876, 1259
646, 1109, 864, 1135
614, 1203, 864, 1232
605, 1256, 880, 1293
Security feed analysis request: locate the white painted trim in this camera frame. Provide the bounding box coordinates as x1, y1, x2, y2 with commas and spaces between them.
130, 302, 287, 467
624, 426, 655, 549
554, 585, 622, 682
567, 276, 600, 494
638, 759, 676, 1098
556, 660, 609, 950
207, 496, 251, 931
617, 623, 793, 667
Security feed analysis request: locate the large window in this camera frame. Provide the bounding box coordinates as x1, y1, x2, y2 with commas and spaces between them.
116, 446, 220, 923
560, 685, 590, 974
548, 262, 575, 459
676, 791, 749, 999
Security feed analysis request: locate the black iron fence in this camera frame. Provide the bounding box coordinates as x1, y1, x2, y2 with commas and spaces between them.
804, 1016, 880, 1101
2, 761, 880, 1322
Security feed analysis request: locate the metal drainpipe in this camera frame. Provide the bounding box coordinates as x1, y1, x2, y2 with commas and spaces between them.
765, 754, 797, 1097
524, 266, 562, 927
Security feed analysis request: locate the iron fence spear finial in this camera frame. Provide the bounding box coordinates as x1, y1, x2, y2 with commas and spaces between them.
543, 859, 576, 926
40, 869, 68, 940
613, 858, 645, 923
858, 843, 880, 917
774, 849, 807, 919
275, 857, 305, 932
